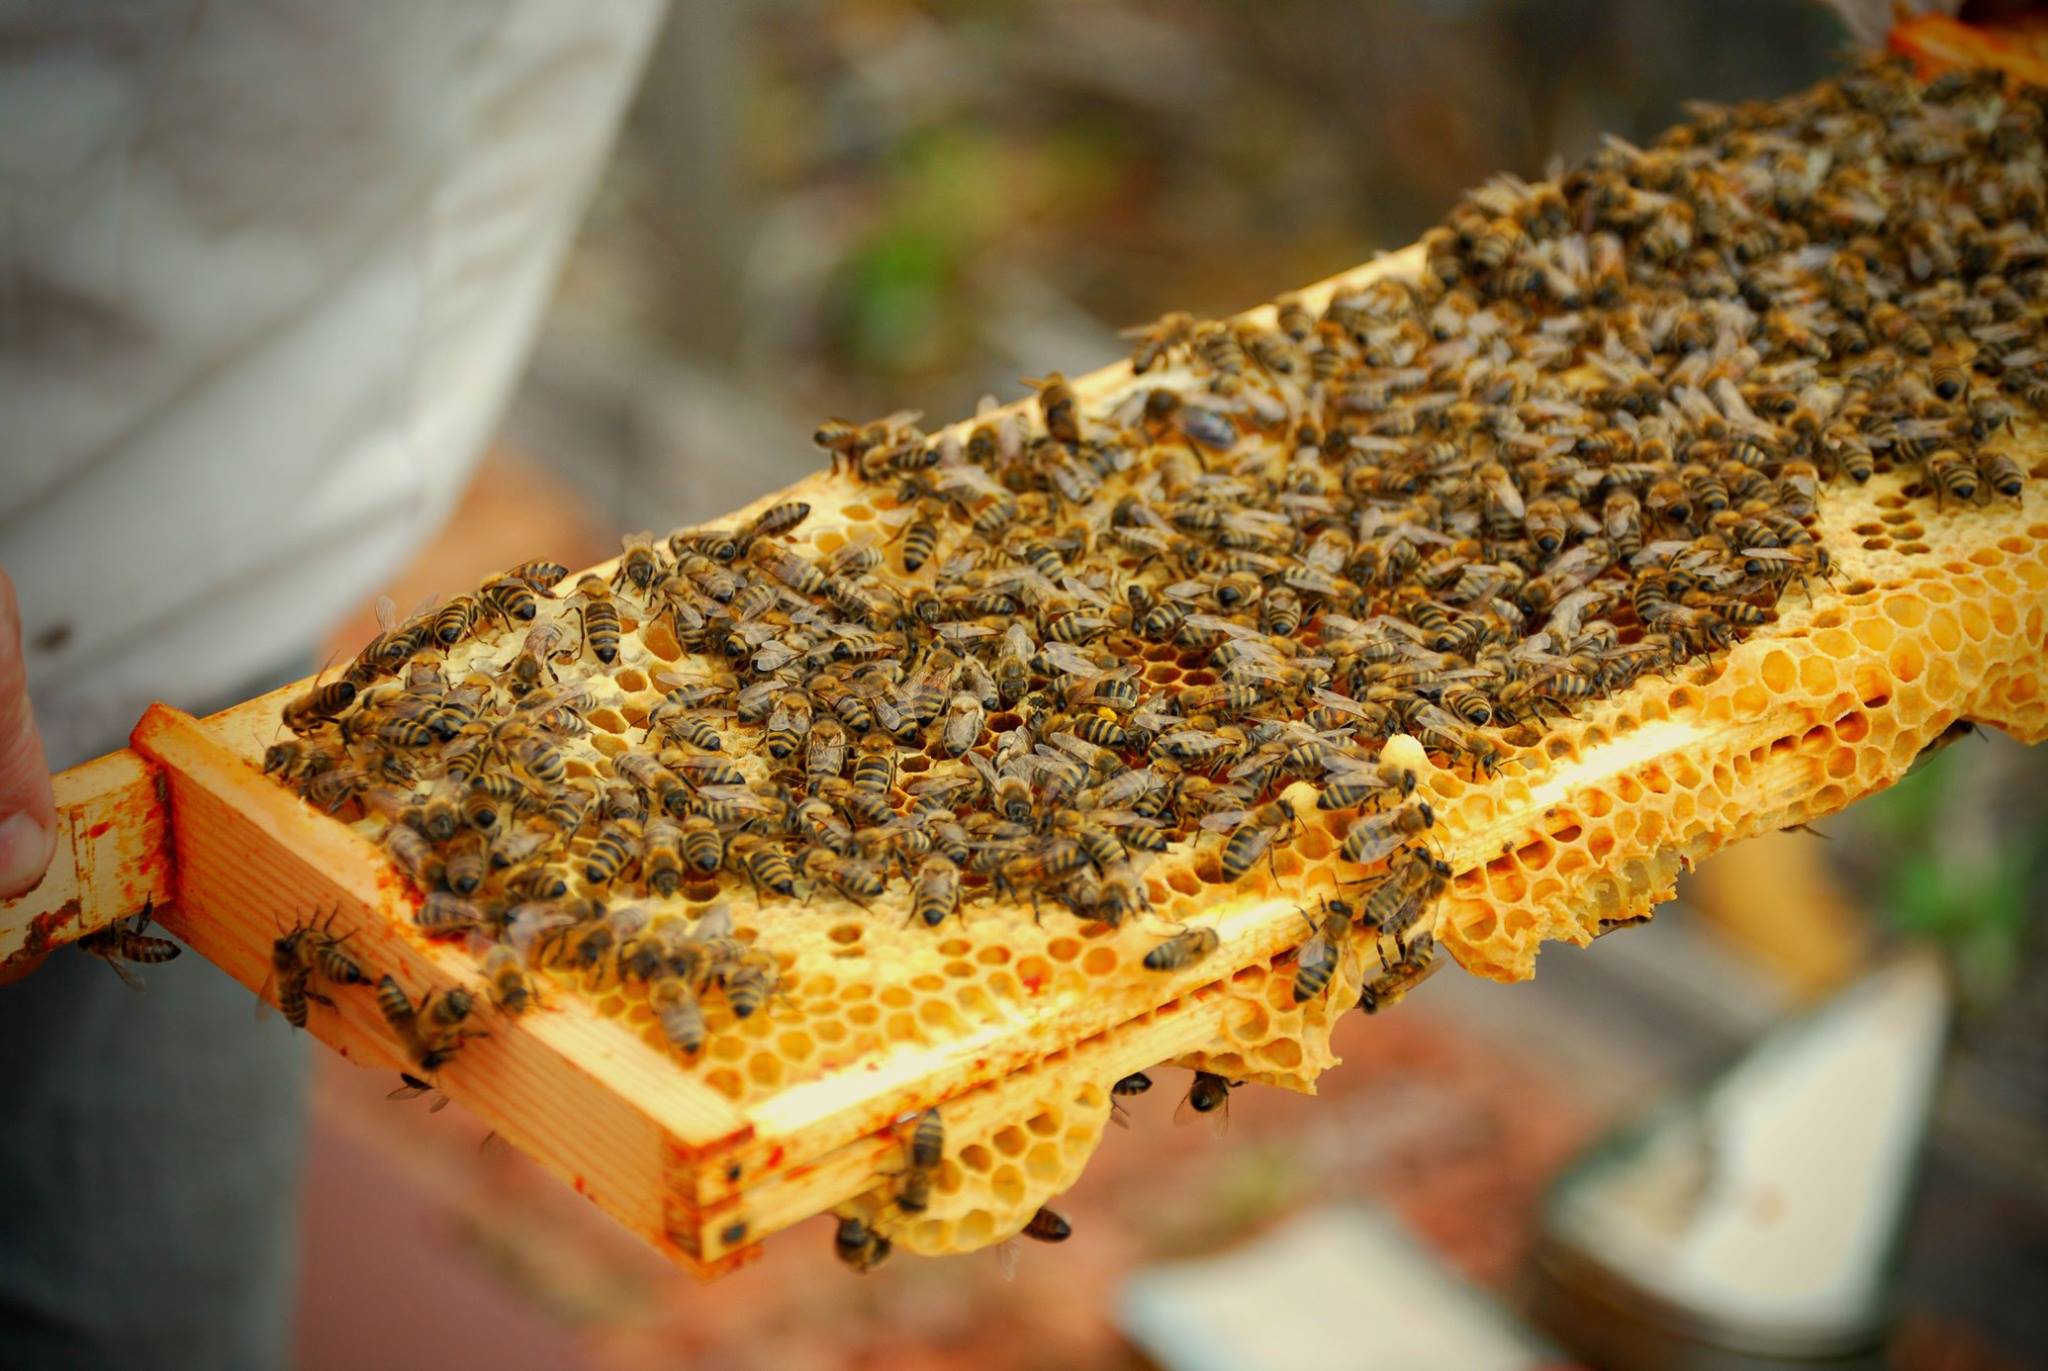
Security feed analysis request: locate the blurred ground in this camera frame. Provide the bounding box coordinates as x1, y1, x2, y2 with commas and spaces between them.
294, 5, 2048, 1368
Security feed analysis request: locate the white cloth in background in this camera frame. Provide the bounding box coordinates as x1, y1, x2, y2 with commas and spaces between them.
0, 0, 665, 769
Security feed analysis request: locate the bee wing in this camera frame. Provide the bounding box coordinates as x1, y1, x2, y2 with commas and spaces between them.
935, 623, 998, 645
1184, 613, 1255, 640
375, 595, 400, 631
1048, 731, 1110, 763
1201, 808, 1255, 832
1309, 688, 1376, 721
1059, 574, 1109, 608
694, 902, 735, 940
1037, 642, 1101, 676
694, 785, 770, 812
1343, 816, 1408, 866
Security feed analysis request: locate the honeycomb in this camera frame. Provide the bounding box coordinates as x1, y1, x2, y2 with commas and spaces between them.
252, 55, 2048, 1267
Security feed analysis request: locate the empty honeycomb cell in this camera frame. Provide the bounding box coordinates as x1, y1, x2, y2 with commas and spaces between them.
1885, 594, 1929, 629
705, 1068, 743, 1100
1896, 541, 1932, 556
1026, 1142, 1063, 1183
1828, 747, 1857, 779
748, 1053, 784, 1089
847, 1003, 879, 1027
1959, 601, 1993, 642
1166, 869, 1201, 897
1235, 1002, 1272, 1043
1082, 947, 1117, 976
1733, 683, 1772, 717
1799, 655, 1838, 695
1889, 641, 1926, 684
1927, 611, 1962, 653
1753, 651, 1802, 696
1927, 657, 1961, 702
1263, 1036, 1304, 1070
976, 945, 1010, 966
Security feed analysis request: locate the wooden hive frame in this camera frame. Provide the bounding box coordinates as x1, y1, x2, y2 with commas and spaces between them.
9, 54, 2048, 1265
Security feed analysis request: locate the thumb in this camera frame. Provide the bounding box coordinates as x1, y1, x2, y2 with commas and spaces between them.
0, 567, 56, 899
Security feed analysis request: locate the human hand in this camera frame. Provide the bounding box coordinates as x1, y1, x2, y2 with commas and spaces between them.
0, 566, 56, 900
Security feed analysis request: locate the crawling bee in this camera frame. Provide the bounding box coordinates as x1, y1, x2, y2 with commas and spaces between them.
1340, 799, 1435, 867
1290, 897, 1354, 1003
483, 945, 538, 1015
570, 576, 622, 664
1202, 799, 1298, 881
1143, 925, 1220, 973
834, 1215, 892, 1272
1174, 1070, 1234, 1137
78, 897, 182, 991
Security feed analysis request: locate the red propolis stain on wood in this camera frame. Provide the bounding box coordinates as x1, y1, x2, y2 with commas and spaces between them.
86, 821, 111, 839
765, 1144, 785, 1170
1021, 970, 1047, 995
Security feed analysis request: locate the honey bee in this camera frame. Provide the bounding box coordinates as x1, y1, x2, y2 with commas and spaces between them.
1201, 799, 1298, 881
479, 573, 541, 624
1174, 1070, 1234, 1136
1125, 310, 1196, 372
940, 693, 986, 757
507, 559, 570, 591
482, 945, 538, 1015
1021, 1206, 1072, 1243
1024, 372, 1082, 444
282, 679, 358, 735
1976, 448, 2025, 501
744, 500, 812, 543
1290, 898, 1352, 1003
649, 975, 705, 1056
570, 576, 622, 664
1340, 799, 1435, 866
1359, 846, 1452, 950
729, 833, 799, 900
1143, 924, 1221, 973
376, 976, 482, 1073
833, 1216, 892, 1272
78, 897, 182, 991
1357, 933, 1442, 1014
912, 853, 961, 928
433, 595, 487, 648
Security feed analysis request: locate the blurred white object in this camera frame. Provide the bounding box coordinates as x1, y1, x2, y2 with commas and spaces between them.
1533, 954, 1952, 1367
0, 1, 664, 766
1812, 1, 1962, 50
1120, 1206, 1560, 1371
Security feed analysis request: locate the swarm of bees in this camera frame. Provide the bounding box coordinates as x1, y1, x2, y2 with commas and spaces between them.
264, 57, 2038, 1270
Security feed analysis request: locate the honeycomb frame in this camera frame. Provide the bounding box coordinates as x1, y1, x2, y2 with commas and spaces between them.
3, 235, 2045, 1274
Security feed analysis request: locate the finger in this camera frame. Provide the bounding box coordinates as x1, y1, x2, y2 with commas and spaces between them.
0, 566, 56, 898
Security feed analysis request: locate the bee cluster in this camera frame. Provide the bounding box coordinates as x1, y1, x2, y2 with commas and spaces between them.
264, 57, 2038, 1267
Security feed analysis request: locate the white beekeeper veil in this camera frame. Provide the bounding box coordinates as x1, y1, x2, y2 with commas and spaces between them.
0, 1, 664, 767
